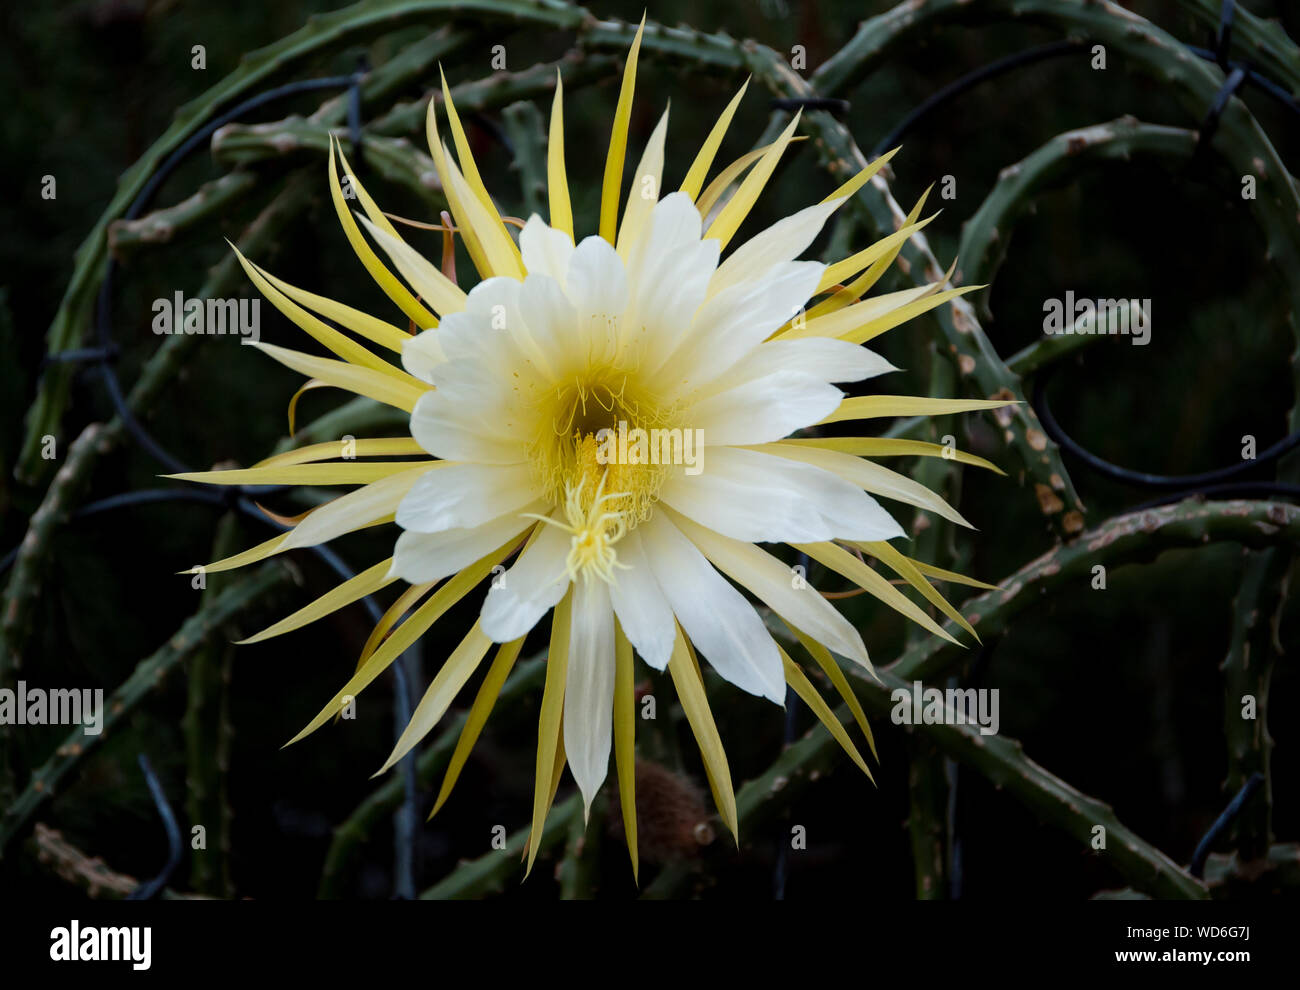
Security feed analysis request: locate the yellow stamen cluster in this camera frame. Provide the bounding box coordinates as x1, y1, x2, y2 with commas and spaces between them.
530, 372, 674, 529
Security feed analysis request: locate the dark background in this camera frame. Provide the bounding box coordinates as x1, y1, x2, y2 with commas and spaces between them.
1, 0, 1297, 899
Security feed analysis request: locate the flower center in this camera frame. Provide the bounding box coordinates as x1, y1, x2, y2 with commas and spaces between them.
528, 369, 678, 578
526, 473, 632, 585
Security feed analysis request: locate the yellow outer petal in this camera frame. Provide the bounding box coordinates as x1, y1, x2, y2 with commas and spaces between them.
782, 619, 877, 760
696, 138, 805, 219
356, 214, 468, 318
816, 395, 1016, 425
615, 106, 669, 259
858, 540, 980, 642
167, 461, 429, 486
238, 558, 397, 645
329, 138, 438, 328
907, 559, 999, 591
377, 621, 495, 774
613, 623, 638, 882
180, 531, 289, 575
526, 587, 572, 877
804, 186, 933, 323
358, 581, 435, 671
547, 71, 574, 240
599, 14, 646, 243
761, 441, 974, 528
679, 78, 749, 201
243, 257, 411, 354
814, 214, 936, 294
668, 626, 738, 843
442, 152, 525, 279
818, 145, 900, 205
439, 68, 525, 278
793, 541, 960, 646
425, 99, 493, 279
703, 111, 801, 250
286, 534, 526, 746
779, 436, 1005, 475
230, 244, 410, 377
429, 635, 526, 819
779, 648, 873, 780
253, 437, 426, 469
248, 341, 426, 413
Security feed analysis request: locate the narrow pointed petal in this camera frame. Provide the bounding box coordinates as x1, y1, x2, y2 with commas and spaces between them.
328, 138, 437, 327
599, 14, 646, 243
377, 622, 494, 775
430, 636, 526, 818
526, 588, 572, 877
613, 625, 638, 882
703, 112, 801, 250
679, 78, 749, 201
667, 628, 738, 842
780, 649, 873, 779
547, 71, 575, 240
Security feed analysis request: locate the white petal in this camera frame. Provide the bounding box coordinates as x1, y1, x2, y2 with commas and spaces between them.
659, 446, 903, 543
565, 236, 627, 364
438, 278, 522, 365
520, 214, 574, 284
401, 329, 446, 385
409, 389, 529, 464
430, 279, 555, 405
660, 261, 824, 390
690, 371, 843, 447
761, 442, 974, 528
517, 273, 577, 379
640, 513, 785, 702
478, 520, 573, 642
283, 466, 432, 550
669, 510, 871, 669
627, 191, 702, 268
623, 194, 719, 368
396, 463, 540, 534
566, 236, 628, 317
564, 577, 616, 815
708, 338, 898, 394
709, 199, 840, 298
606, 530, 675, 670
389, 506, 540, 584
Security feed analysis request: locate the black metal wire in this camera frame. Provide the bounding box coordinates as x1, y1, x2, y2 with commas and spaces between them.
1190, 771, 1263, 878
867, 33, 1300, 161
127, 753, 183, 900
1187, 47, 1300, 120
870, 41, 1084, 158
1195, 64, 1248, 158
1214, 0, 1237, 70
1033, 370, 1300, 492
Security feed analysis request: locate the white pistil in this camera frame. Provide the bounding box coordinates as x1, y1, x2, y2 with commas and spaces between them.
522, 474, 632, 584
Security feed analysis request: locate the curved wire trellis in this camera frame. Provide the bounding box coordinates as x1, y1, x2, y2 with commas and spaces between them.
4, 0, 1296, 899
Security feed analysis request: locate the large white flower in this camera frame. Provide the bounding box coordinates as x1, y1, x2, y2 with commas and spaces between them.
173, 21, 1008, 878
